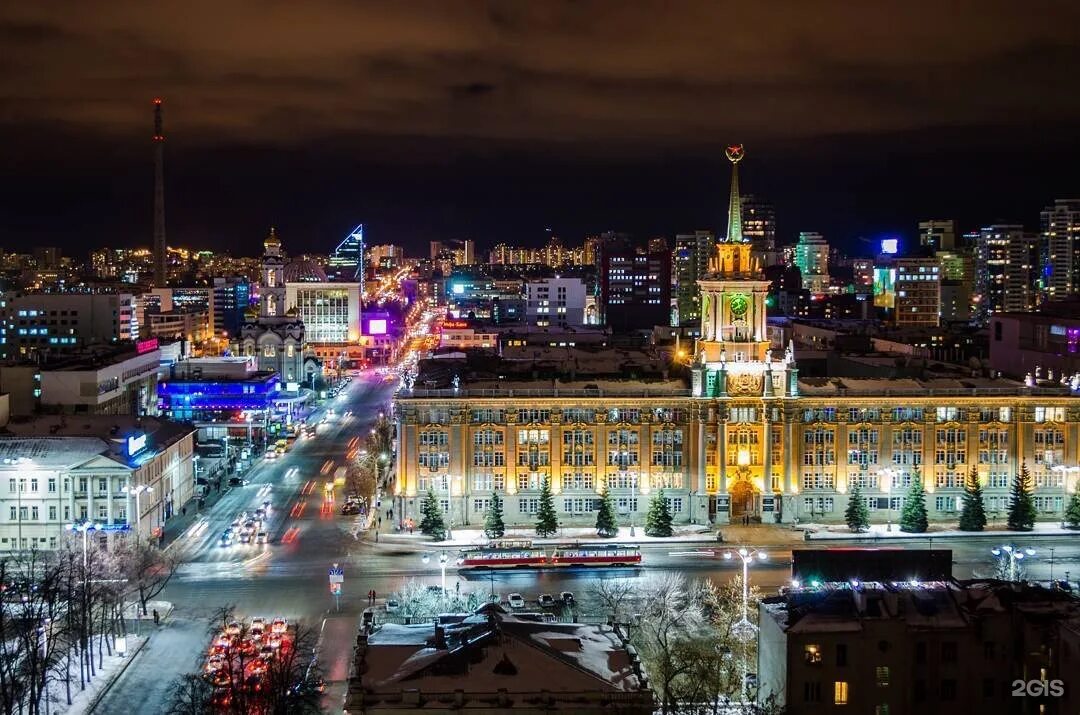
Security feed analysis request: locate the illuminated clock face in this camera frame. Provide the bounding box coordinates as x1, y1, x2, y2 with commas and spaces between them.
729, 293, 749, 317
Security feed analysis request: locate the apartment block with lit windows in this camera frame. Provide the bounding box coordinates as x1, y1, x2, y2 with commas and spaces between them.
758, 580, 1080, 715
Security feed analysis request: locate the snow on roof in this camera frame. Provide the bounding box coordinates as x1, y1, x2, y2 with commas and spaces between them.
0, 437, 108, 469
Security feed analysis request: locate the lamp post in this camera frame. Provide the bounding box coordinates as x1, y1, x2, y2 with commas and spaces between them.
724, 547, 767, 702
126, 484, 151, 539
65, 522, 102, 570
991, 544, 1035, 582
422, 552, 449, 601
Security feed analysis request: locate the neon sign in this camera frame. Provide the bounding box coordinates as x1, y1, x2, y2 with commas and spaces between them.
136, 338, 159, 355
442, 321, 469, 329
127, 433, 148, 455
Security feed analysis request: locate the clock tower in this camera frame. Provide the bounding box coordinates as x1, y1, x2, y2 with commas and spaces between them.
692, 145, 797, 399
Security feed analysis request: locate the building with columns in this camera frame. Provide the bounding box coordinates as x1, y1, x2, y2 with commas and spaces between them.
392, 149, 1080, 529
0, 415, 195, 551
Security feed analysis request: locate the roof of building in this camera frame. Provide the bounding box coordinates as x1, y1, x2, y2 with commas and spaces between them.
351, 604, 650, 710
764, 579, 1080, 635
2, 415, 194, 467
0, 437, 109, 469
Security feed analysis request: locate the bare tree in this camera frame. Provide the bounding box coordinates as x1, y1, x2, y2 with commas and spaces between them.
164, 672, 214, 714
392, 578, 487, 621
632, 573, 707, 715
114, 537, 180, 617
586, 577, 638, 622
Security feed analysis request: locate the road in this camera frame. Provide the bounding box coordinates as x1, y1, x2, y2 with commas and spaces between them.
95, 371, 397, 713
98, 364, 1080, 712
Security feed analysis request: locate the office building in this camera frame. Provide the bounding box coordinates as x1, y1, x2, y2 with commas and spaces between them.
758, 579, 1080, 714
742, 194, 780, 267
894, 258, 941, 327
525, 276, 586, 327
157, 356, 291, 428
794, 233, 829, 293
599, 243, 671, 331
918, 219, 957, 251
0, 292, 137, 360
974, 225, 1038, 324
327, 224, 365, 290
211, 276, 250, 338
0, 415, 195, 550
284, 282, 361, 345
1040, 199, 1080, 302
674, 231, 717, 326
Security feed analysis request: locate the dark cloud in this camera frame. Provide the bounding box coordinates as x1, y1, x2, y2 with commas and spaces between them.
1, 1, 1079, 254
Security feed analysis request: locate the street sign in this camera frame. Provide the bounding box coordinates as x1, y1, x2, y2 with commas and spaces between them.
329, 564, 344, 584
99, 524, 132, 533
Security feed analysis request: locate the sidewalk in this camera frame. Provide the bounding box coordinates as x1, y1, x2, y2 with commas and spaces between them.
378, 523, 721, 548
803, 520, 1080, 541
45, 634, 148, 715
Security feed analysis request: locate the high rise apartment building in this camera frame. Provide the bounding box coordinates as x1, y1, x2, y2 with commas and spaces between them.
894, 258, 941, 327
1040, 199, 1080, 302
673, 231, 717, 326
0, 293, 137, 360
525, 277, 586, 327
794, 232, 829, 293
975, 225, 1037, 323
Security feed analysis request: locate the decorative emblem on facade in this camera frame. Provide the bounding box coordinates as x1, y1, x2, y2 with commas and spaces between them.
728, 372, 763, 396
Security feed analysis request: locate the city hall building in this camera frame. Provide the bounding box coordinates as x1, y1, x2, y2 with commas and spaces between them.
393, 152, 1080, 529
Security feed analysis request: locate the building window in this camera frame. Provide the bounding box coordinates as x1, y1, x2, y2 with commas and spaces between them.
834, 681, 849, 705
836, 644, 847, 667
48, 477, 56, 493
940, 679, 957, 700
875, 706, 889, 715
48, 506, 57, 521
915, 642, 926, 665
805, 644, 822, 665
263, 345, 276, 358
876, 666, 889, 687
941, 642, 958, 663
518, 498, 539, 514
803, 681, 821, 703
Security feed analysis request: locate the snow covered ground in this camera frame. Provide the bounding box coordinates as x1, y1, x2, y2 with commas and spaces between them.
40, 634, 147, 715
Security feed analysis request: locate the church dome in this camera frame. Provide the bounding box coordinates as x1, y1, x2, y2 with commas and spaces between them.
264, 227, 282, 251
283, 258, 327, 283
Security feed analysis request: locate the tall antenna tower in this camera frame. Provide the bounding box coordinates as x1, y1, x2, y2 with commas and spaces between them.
152, 97, 167, 287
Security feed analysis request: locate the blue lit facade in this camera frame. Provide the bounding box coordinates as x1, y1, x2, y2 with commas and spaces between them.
157, 373, 281, 420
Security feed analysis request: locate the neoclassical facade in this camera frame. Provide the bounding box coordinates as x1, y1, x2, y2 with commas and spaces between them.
392, 151, 1080, 529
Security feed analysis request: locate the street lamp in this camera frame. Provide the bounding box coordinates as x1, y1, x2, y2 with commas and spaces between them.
724, 547, 767, 701
126, 484, 151, 538
422, 552, 450, 598
65, 522, 102, 570
991, 544, 1035, 582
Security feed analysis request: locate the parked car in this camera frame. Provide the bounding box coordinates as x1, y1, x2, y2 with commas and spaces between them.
538, 594, 556, 608
250, 617, 267, 637
271, 617, 288, 634
228, 476, 248, 487
507, 593, 525, 609
560, 591, 575, 606
385, 599, 400, 614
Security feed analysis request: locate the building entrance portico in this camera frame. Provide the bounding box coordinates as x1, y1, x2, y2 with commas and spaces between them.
729, 478, 759, 522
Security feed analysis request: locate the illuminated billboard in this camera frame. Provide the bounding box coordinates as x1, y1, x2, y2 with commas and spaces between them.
873, 267, 896, 308
880, 238, 899, 255
367, 319, 388, 335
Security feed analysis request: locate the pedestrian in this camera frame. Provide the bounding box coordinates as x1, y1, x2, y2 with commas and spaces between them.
182, 506, 187, 516
375, 531, 379, 543
377, 517, 382, 528
372, 589, 377, 603
152, 609, 160, 625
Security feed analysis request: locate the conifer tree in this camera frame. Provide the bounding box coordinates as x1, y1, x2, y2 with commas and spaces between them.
958, 465, 988, 532
595, 486, 618, 538
535, 478, 559, 537
899, 470, 929, 533
645, 488, 674, 537
419, 489, 447, 541
1065, 491, 1080, 529
484, 491, 505, 539
844, 485, 870, 533
1006, 461, 1037, 531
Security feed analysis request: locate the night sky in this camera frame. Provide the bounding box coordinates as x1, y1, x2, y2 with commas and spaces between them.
2, 1, 1079, 259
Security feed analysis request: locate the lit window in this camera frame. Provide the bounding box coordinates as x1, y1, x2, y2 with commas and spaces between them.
876, 666, 889, 687
805, 645, 822, 664
834, 681, 849, 705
